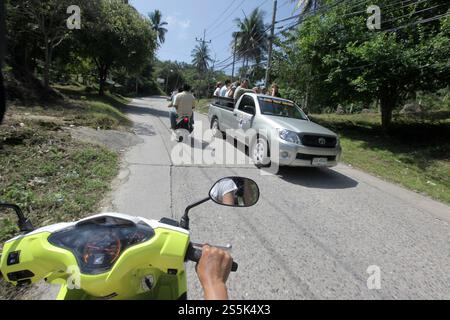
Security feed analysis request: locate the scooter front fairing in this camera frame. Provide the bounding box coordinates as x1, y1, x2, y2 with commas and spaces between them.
0, 213, 190, 300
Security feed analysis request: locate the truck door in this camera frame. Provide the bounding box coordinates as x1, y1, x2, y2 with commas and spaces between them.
233, 95, 256, 143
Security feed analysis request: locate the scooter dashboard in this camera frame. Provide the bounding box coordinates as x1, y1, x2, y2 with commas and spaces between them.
48, 216, 155, 275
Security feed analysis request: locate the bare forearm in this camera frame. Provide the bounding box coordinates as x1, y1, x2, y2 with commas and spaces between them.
203, 282, 229, 300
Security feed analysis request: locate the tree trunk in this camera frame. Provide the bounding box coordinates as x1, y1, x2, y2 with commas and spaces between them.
135, 77, 139, 95
99, 76, 106, 96
98, 67, 107, 97
44, 38, 50, 89
0, 69, 5, 124
380, 90, 397, 131
304, 82, 310, 113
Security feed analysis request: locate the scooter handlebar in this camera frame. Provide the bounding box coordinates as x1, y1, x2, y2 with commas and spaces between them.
186, 243, 238, 272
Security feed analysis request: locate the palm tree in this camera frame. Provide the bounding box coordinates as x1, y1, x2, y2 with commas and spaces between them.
191, 42, 213, 74
232, 8, 268, 70
148, 10, 168, 46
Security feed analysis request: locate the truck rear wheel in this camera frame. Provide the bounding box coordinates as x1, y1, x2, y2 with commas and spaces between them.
211, 118, 225, 139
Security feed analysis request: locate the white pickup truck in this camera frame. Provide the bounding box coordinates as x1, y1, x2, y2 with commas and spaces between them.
208, 93, 342, 167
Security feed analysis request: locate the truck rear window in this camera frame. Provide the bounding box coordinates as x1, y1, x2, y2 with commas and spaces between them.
258, 98, 308, 121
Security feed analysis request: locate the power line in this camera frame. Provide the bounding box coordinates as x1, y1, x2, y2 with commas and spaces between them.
213, 23, 272, 67
384, 12, 450, 32
213, 24, 273, 69
207, 0, 247, 35
342, 0, 434, 19
210, 0, 288, 73
275, 0, 355, 24
274, 0, 447, 37
208, 0, 271, 40
276, 0, 444, 26
214, 0, 449, 73
382, 3, 449, 25
204, 0, 239, 32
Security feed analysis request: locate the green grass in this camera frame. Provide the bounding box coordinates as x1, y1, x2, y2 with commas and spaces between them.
310, 113, 450, 204
196, 99, 212, 115
51, 85, 132, 129
0, 84, 127, 298
0, 124, 119, 242
0, 84, 129, 240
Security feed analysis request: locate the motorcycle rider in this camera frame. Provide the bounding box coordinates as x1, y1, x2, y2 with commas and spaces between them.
173, 83, 195, 128
168, 87, 183, 130
210, 178, 238, 206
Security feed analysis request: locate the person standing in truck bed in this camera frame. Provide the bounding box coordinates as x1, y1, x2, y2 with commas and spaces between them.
220, 80, 231, 97
233, 79, 253, 102
213, 82, 222, 97
270, 83, 282, 98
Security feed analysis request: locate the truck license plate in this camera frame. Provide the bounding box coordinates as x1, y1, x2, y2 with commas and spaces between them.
312, 158, 328, 166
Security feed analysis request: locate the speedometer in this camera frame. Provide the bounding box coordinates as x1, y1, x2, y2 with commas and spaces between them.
82, 230, 122, 268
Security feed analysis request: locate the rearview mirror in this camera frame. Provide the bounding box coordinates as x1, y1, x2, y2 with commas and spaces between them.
209, 177, 260, 207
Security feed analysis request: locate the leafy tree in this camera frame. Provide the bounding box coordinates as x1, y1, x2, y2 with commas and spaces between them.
0, 0, 5, 124
233, 8, 268, 69
12, 0, 73, 88
5, 0, 39, 75
155, 59, 227, 98
0, 1, 5, 63
148, 10, 168, 47
276, 0, 450, 129
77, 0, 157, 96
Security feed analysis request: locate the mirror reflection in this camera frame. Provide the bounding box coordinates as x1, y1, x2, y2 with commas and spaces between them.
209, 177, 260, 207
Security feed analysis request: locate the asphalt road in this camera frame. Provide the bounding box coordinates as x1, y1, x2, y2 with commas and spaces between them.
106, 96, 450, 300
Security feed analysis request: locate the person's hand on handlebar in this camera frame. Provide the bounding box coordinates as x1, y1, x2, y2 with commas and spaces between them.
196, 245, 232, 300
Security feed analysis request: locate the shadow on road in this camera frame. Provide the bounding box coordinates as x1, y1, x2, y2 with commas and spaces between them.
122, 103, 170, 119
278, 167, 359, 190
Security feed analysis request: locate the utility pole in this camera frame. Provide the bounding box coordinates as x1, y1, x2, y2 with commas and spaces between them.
195, 29, 212, 96
195, 29, 212, 72
195, 29, 212, 50
264, 0, 277, 89
208, 55, 217, 98
231, 34, 238, 82
165, 69, 173, 94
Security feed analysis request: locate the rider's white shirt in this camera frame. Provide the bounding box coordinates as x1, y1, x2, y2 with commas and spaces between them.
210, 179, 238, 203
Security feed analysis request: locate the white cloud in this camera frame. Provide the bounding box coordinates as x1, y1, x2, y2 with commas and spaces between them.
178, 19, 191, 29
166, 14, 191, 40
166, 15, 191, 30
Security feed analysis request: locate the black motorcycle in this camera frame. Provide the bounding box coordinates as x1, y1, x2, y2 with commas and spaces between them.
175, 116, 193, 143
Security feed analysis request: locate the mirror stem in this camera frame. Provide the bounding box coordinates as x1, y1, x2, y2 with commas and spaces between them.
180, 197, 210, 230
0, 202, 34, 232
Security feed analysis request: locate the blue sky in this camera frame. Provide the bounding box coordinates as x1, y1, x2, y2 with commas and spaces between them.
129, 0, 299, 75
